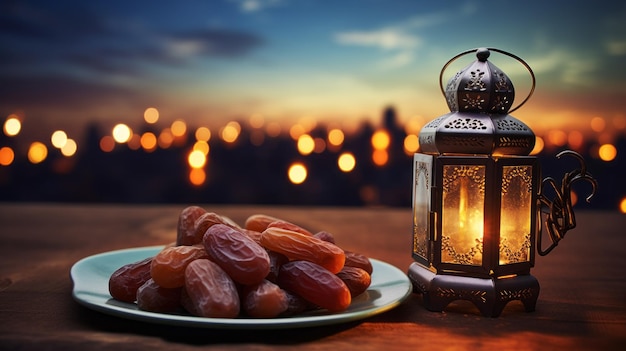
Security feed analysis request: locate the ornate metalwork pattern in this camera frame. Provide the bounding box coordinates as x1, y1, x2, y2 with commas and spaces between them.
444, 117, 487, 130
461, 93, 485, 110
441, 235, 483, 265
490, 95, 510, 112
497, 136, 530, 149
538, 151, 598, 255
498, 287, 535, 301
442, 166, 486, 194
499, 234, 531, 263
464, 69, 486, 91
424, 115, 448, 129
492, 69, 511, 92
440, 136, 485, 148
496, 119, 527, 131
435, 287, 487, 303
501, 166, 533, 194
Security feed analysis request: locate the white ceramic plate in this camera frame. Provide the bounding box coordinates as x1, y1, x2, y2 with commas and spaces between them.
70, 246, 412, 329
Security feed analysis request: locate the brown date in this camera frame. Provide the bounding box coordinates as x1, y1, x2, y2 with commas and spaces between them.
278, 260, 351, 312
266, 250, 289, 284
344, 251, 373, 275
136, 278, 182, 313
184, 259, 240, 318
241, 279, 289, 318
336, 266, 371, 297
176, 206, 207, 246
150, 245, 208, 288
203, 224, 270, 285
244, 214, 282, 233
261, 227, 345, 274
109, 257, 153, 302
313, 230, 335, 244
188, 212, 233, 246
267, 220, 313, 236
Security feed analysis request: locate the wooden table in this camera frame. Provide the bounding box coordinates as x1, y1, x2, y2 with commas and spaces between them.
1, 203, 624, 350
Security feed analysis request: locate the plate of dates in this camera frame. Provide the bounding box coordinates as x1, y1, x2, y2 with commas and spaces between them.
71, 246, 412, 329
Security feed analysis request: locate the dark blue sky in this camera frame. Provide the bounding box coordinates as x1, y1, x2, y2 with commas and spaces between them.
1, 0, 625, 142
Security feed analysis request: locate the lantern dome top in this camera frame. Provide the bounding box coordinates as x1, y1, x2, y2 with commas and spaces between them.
419, 47, 536, 156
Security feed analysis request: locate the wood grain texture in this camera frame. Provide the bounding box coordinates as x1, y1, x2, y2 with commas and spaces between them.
0, 204, 624, 350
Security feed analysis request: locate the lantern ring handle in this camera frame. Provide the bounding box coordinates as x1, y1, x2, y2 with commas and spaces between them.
438, 47, 536, 113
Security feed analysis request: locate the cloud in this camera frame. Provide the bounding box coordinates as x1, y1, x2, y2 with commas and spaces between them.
232, 0, 283, 13
334, 28, 419, 51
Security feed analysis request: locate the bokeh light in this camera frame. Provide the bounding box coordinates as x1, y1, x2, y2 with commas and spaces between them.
100, 136, 115, 152
372, 149, 388, 166
288, 163, 307, 184
590, 116, 606, 133
0, 147, 15, 166
193, 140, 210, 155
3, 115, 21, 136
620, 197, 626, 214
51, 130, 68, 149
112, 124, 132, 143
371, 130, 390, 150
403, 134, 419, 155
171, 120, 187, 138
221, 121, 241, 143
598, 144, 617, 161
61, 139, 77, 156
195, 127, 211, 141
144, 107, 159, 124
189, 168, 206, 186
338, 152, 356, 172
530, 136, 544, 155
28, 142, 48, 164
188, 149, 207, 169
328, 128, 344, 147
297, 134, 315, 155
140, 132, 157, 152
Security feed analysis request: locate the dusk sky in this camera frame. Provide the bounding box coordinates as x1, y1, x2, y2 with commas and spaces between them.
1, 0, 625, 144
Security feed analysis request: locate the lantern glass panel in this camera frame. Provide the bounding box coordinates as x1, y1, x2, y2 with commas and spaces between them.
441, 165, 485, 266
499, 165, 533, 264
412, 154, 432, 263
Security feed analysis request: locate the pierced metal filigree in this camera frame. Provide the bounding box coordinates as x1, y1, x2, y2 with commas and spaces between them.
537, 150, 598, 256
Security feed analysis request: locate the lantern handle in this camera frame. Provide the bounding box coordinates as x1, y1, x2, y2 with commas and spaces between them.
439, 47, 536, 113
536, 150, 598, 256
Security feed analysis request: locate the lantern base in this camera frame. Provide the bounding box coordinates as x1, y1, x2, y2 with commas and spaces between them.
407, 262, 540, 317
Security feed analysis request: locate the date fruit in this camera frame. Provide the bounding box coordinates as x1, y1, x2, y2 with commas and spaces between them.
203, 224, 270, 285
150, 245, 208, 288
108, 257, 153, 302
336, 266, 371, 297
344, 251, 373, 275
176, 206, 207, 246
184, 259, 240, 318
241, 279, 289, 318
261, 227, 345, 274
244, 214, 281, 232
278, 261, 351, 312
136, 278, 182, 313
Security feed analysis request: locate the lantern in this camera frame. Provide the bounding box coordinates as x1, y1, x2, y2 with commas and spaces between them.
408, 48, 597, 317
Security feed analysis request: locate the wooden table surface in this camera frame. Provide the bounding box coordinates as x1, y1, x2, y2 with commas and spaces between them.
1, 203, 624, 350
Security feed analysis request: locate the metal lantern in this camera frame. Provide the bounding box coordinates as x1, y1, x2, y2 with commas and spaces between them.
407, 48, 597, 317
